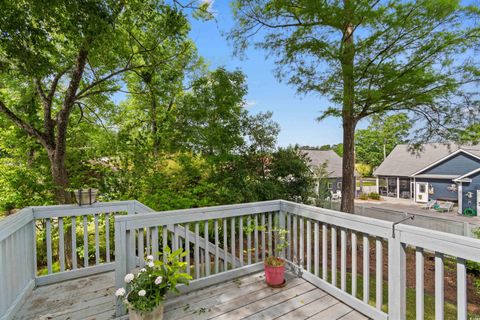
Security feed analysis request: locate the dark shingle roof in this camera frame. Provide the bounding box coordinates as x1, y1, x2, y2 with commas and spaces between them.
373, 143, 480, 177
301, 150, 358, 178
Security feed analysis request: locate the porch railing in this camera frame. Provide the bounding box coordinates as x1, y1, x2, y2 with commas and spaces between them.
1, 199, 480, 320
115, 200, 480, 320
0, 208, 35, 319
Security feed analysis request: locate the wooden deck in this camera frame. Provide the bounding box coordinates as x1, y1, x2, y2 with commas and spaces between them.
16, 272, 368, 320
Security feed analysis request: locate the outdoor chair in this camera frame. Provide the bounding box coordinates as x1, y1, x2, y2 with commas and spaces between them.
434, 201, 454, 213
331, 190, 341, 201
422, 199, 437, 210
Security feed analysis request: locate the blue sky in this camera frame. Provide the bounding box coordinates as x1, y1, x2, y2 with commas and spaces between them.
188, 1, 354, 147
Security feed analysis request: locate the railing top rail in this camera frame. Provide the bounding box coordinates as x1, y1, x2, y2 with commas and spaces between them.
281, 200, 393, 238
115, 200, 281, 230
0, 208, 34, 242
32, 200, 136, 219
133, 200, 155, 213
397, 223, 480, 261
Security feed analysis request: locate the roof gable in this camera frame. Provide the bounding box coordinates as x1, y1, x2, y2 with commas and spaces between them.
301, 149, 358, 178
412, 150, 480, 176
373, 143, 480, 177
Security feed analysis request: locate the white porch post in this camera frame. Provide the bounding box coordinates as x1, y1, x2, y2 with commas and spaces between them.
458, 182, 462, 214
397, 177, 400, 198
413, 177, 416, 202
376, 177, 379, 194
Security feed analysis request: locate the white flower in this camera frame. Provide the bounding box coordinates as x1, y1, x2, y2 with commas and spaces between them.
124, 273, 134, 283
154, 276, 163, 285
138, 290, 146, 297
115, 288, 126, 297
139, 268, 146, 273
147, 261, 154, 268
146, 255, 154, 261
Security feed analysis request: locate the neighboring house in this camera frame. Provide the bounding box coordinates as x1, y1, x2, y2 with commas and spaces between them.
373, 143, 480, 214
301, 149, 358, 195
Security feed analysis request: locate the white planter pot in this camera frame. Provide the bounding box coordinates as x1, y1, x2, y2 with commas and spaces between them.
129, 304, 164, 320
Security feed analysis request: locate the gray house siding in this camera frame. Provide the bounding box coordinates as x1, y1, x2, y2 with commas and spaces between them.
421, 153, 480, 175
461, 171, 480, 214
416, 178, 458, 201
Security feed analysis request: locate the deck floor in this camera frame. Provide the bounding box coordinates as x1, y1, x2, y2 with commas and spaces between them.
17, 272, 368, 320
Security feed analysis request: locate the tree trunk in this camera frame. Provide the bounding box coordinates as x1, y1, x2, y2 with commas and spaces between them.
341, 118, 356, 213
48, 149, 72, 204
340, 1, 356, 213
48, 147, 74, 269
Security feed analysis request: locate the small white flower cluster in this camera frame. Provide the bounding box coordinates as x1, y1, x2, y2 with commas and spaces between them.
115, 255, 162, 300
146, 255, 154, 268
115, 287, 126, 297
124, 273, 134, 283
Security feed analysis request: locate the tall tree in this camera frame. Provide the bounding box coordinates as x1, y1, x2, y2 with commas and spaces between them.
355, 113, 411, 168
229, 0, 480, 212
0, 1, 192, 203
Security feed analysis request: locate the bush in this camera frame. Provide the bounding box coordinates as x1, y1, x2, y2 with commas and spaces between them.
359, 193, 369, 200
369, 192, 380, 200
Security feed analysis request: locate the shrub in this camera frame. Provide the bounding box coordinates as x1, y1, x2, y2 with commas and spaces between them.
359, 193, 369, 200
369, 192, 380, 200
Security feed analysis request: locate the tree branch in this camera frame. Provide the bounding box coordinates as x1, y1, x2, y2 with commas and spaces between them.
0, 100, 48, 147
56, 48, 89, 156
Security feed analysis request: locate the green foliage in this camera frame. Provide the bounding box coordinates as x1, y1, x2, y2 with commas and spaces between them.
355, 163, 373, 178
0, 2, 316, 215
264, 256, 284, 267
301, 144, 343, 157
359, 193, 369, 200
369, 192, 380, 200
119, 247, 191, 312
356, 114, 411, 168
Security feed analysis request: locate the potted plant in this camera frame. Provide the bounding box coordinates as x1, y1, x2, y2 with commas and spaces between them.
264, 228, 289, 287
115, 247, 191, 320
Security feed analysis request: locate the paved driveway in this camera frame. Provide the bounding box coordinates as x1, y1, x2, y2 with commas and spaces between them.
353, 197, 480, 237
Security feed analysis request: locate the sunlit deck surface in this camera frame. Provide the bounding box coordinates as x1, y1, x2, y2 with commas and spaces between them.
16, 271, 368, 320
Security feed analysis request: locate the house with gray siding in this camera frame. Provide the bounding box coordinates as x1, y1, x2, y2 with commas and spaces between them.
373, 143, 480, 214
301, 149, 358, 195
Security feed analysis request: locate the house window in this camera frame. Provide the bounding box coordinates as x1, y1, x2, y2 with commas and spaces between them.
419, 184, 426, 193
337, 182, 342, 189
328, 182, 333, 190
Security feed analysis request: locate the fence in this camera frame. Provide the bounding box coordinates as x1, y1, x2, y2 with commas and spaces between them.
2, 199, 480, 320
115, 200, 480, 320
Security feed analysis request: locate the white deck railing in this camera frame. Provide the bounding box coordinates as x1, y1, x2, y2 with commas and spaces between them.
0, 208, 35, 319
2, 200, 480, 320
115, 200, 480, 320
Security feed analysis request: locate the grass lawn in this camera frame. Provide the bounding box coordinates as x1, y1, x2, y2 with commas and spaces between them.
356, 181, 377, 187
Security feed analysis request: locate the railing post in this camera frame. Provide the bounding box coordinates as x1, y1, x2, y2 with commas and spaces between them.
388, 229, 406, 320
279, 202, 286, 259
115, 218, 128, 317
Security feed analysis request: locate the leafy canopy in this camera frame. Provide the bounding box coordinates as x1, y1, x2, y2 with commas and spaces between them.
355, 113, 411, 168
230, 0, 479, 135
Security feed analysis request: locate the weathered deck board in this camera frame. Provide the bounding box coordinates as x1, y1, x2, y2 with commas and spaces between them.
17, 271, 369, 320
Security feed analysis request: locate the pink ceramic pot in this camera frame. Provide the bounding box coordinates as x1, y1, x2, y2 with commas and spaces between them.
264, 260, 285, 286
